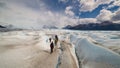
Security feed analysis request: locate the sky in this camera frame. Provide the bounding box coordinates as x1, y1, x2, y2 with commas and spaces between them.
0, 0, 120, 29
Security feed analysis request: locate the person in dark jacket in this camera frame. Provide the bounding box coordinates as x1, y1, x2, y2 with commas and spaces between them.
50, 41, 54, 54
49, 38, 54, 54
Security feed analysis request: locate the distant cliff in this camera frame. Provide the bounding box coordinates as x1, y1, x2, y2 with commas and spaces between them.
63, 21, 120, 30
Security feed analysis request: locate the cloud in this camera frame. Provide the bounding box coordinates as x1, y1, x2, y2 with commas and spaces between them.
37, 11, 77, 28
1, 0, 120, 29
107, 1, 120, 9
96, 9, 112, 22
79, 0, 112, 12
96, 8, 120, 23
0, 0, 41, 10
78, 18, 98, 24
0, 0, 78, 29
0, 1, 43, 29
112, 0, 120, 6
0, 0, 75, 29
0, 2, 7, 8
112, 9, 120, 22
65, 6, 75, 17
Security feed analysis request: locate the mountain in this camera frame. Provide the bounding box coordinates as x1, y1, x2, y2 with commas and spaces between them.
63, 25, 73, 29
63, 21, 120, 30
0, 25, 6, 28
43, 25, 58, 29
0, 24, 23, 32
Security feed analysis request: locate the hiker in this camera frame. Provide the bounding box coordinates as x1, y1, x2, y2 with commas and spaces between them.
54, 35, 58, 46
49, 38, 52, 42
49, 38, 54, 54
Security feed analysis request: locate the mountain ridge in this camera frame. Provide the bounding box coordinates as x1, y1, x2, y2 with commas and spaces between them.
63, 21, 120, 30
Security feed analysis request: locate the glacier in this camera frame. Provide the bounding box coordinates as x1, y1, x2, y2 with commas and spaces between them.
0, 30, 120, 68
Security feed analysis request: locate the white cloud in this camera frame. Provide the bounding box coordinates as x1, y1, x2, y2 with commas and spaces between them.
0, 2, 40, 29
38, 11, 77, 28
79, 0, 112, 12
78, 18, 98, 24
96, 9, 112, 22
0, 0, 73, 29
107, 0, 120, 9
96, 8, 120, 23
0, 1, 78, 29
65, 6, 75, 17
113, 0, 120, 6
1, 0, 120, 29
